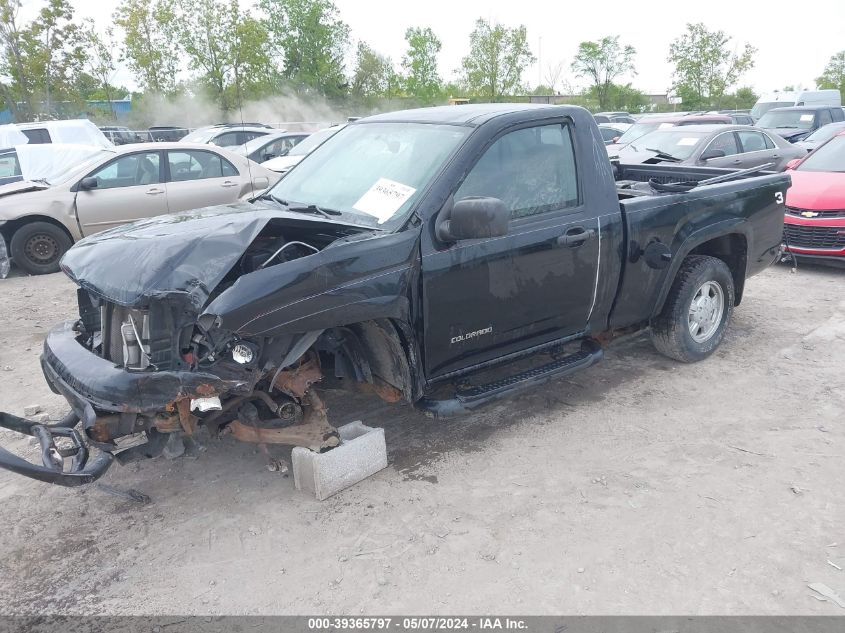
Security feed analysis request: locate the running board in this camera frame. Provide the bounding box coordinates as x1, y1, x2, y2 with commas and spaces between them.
418, 339, 603, 418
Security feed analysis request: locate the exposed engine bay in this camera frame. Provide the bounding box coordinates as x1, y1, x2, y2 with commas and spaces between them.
40, 210, 416, 481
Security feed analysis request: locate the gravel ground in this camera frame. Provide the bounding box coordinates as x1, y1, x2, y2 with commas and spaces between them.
0, 262, 843, 615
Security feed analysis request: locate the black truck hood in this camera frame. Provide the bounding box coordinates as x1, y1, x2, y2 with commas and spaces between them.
61, 202, 369, 309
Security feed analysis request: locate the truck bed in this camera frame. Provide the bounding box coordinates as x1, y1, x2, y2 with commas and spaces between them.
614, 163, 773, 199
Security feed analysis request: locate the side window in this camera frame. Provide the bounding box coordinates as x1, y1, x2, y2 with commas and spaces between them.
454, 123, 579, 220
89, 152, 161, 189
168, 150, 236, 181
213, 132, 239, 147
761, 133, 775, 149
22, 128, 50, 144
819, 110, 833, 126
241, 131, 265, 144
705, 132, 739, 157
599, 128, 617, 142
268, 137, 298, 156
832, 108, 845, 122
736, 131, 768, 153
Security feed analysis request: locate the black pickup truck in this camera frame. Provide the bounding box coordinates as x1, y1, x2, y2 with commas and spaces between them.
0, 104, 789, 486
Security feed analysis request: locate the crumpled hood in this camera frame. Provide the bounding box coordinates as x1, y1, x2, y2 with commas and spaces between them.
61, 202, 355, 309
0, 180, 49, 198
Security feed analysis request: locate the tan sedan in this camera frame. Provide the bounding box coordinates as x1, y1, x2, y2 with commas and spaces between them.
0, 142, 280, 274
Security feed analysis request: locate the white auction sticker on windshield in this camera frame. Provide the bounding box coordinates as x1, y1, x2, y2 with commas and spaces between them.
799, 114, 814, 122
353, 178, 417, 223
677, 137, 699, 146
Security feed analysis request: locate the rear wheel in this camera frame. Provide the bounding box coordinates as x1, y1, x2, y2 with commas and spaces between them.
9, 221, 72, 275
650, 255, 735, 362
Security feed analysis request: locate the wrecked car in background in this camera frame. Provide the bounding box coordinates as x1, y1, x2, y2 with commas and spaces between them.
0, 103, 789, 487
0, 142, 279, 275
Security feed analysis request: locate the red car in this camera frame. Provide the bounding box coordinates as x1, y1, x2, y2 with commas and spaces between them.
783, 131, 845, 266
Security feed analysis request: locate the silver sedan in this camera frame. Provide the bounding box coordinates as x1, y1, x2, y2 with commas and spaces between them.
614, 124, 805, 171
0, 142, 280, 275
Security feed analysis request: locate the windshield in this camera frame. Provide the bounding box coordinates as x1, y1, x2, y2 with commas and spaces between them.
615, 121, 668, 145
287, 126, 342, 157
757, 110, 815, 130
803, 123, 845, 144
750, 102, 790, 119
796, 134, 845, 172
181, 127, 217, 144
267, 122, 469, 227
625, 130, 705, 160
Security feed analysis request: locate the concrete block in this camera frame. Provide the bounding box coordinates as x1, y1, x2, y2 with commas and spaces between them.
292, 421, 387, 500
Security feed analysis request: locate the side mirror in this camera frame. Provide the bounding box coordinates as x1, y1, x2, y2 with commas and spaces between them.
253, 176, 269, 190
79, 176, 98, 190
700, 148, 726, 161
612, 136, 620, 143
437, 197, 509, 242
785, 158, 801, 170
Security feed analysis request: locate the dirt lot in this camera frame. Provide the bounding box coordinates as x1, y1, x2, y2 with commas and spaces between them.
0, 263, 843, 615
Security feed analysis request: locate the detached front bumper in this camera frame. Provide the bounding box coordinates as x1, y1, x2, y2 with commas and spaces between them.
41, 320, 249, 422
0, 321, 250, 487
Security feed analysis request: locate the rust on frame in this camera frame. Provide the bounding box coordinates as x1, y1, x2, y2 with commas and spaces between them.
229, 390, 339, 452
273, 355, 322, 398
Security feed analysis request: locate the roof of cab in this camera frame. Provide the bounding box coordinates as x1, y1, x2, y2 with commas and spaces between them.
358, 103, 577, 126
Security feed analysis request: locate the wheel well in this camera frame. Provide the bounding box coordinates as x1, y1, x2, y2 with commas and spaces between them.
689, 234, 747, 305
1, 215, 76, 247
315, 319, 419, 403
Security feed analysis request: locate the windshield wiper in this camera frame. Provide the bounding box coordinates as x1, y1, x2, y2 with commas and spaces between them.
255, 192, 287, 207
286, 203, 342, 218
645, 148, 682, 162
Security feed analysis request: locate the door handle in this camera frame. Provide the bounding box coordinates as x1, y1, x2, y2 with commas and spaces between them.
557, 227, 596, 247
221, 180, 238, 188
732, 159, 741, 164
145, 188, 165, 195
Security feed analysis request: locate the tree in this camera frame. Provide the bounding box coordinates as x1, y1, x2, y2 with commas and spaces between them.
571, 36, 636, 110
543, 59, 566, 94
0, 0, 34, 117
668, 23, 756, 110
350, 41, 393, 101
816, 51, 845, 94
728, 86, 758, 110
585, 82, 648, 112
171, 0, 273, 111
114, 0, 180, 95
460, 18, 535, 100
401, 26, 442, 103
258, 0, 349, 99
81, 21, 120, 118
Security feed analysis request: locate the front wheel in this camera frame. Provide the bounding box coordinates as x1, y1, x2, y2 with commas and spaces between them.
9, 221, 72, 275
650, 255, 735, 363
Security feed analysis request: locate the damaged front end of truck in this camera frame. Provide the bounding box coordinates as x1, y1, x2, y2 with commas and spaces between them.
0, 203, 422, 486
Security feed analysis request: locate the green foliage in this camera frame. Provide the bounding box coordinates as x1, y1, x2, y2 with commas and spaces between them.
0, 0, 89, 117
585, 82, 648, 113
668, 22, 756, 110
258, 0, 349, 100
350, 41, 394, 102
401, 27, 442, 103
571, 36, 636, 110
728, 86, 758, 110
530, 84, 555, 96
460, 18, 535, 100
816, 51, 845, 95
113, 0, 179, 96
170, 0, 274, 111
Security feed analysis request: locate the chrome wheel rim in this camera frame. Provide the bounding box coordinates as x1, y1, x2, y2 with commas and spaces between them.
24, 234, 60, 265
688, 281, 724, 343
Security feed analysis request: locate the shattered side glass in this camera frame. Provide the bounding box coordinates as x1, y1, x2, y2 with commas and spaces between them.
0, 238, 10, 278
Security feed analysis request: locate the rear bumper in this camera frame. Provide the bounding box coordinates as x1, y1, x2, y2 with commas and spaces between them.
41, 320, 249, 422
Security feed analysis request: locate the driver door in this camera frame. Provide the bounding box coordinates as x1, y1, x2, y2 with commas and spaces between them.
421, 122, 601, 379
75, 151, 168, 236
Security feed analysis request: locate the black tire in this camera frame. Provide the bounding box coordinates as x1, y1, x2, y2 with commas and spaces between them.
9, 221, 72, 275
650, 255, 735, 363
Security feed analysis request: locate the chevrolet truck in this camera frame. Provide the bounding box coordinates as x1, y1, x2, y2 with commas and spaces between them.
0, 104, 789, 486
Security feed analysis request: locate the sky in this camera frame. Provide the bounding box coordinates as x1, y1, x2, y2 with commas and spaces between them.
20, 0, 845, 97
